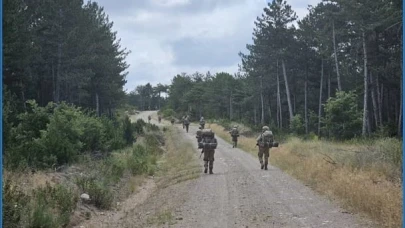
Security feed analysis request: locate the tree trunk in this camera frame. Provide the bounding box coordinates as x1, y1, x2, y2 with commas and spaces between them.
398, 81, 402, 136
376, 74, 382, 127
328, 69, 331, 99
381, 83, 385, 123
370, 72, 379, 129
260, 76, 264, 124
55, 43, 62, 103
96, 92, 100, 117
268, 104, 272, 126
254, 105, 257, 125
386, 88, 391, 123
318, 59, 324, 136
305, 63, 308, 135
158, 92, 161, 110
20, 80, 26, 111
230, 91, 233, 120
361, 30, 368, 137
281, 59, 294, 122
333, 21, 342, 91
277, 59, 282, 129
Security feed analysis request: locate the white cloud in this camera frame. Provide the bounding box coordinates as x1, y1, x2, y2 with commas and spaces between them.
95, 0, 321, 91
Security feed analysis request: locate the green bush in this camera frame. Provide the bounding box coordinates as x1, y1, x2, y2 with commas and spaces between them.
122, 115, 134, 145
161, 108, 176, 118
75, 176, 113, 210
127, 145, 149, 175
290, 114, 305, 135
78, 115, 106, 152
3, 179, 30, 228
36, 104, 84, 166
323, 90, 362, 140
132, 119, 145, 135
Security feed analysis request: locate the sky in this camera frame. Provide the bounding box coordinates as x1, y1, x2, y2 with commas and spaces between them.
93, 0, 322, 92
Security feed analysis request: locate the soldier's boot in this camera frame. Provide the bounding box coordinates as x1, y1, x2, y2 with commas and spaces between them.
204, 167, 208, 173
209, 168, 213, 174
204, 162, 208, 173
264, 162, 268, 170
260, 161, 264, 170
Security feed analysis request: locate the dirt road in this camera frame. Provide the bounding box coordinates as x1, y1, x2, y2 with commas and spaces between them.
79, 111, 375, 228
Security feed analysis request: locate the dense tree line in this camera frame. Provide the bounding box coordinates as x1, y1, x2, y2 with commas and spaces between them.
3, 0, 135, 169
127, 83, 169, 111
3, 0, 129, 116
157, 0, 402, 139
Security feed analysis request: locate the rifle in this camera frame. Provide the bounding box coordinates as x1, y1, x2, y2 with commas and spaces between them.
199, 148, 204, 158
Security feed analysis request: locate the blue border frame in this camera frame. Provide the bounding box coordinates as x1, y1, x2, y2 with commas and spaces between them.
401, 0, 405, 226
1, 0, 3, 226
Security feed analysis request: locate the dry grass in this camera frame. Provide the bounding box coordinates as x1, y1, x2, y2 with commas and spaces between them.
209, 123, 402, 228
155, 126, 201, 189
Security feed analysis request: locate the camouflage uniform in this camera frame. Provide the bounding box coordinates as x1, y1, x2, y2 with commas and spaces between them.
184, 115, 190, 132
202, 136, 217, 174
181, 116, 185, 129
196, 127, 203, 144
229, 125, 239, 148
256, 126, 273, 170
199, 116, 205, 129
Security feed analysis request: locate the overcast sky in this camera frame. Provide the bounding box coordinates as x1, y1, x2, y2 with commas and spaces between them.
93, 0, 321, 92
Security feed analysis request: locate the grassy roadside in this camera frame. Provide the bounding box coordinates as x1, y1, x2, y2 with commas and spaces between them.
209, 123, 402, 228
154, 125, 201, 190
3, 118, 166, 228
136, 124, 202, 227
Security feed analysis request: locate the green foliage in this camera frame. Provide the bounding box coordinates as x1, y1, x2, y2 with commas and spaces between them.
127, 145, 150, 175
290, 114, 305, 135
4, 100, 141, 170
122, 115, 135, 145
37, 103, 85, 166
3, 179, 78, 228
132, 118, 146, 135
323, 91, 362, 139
161, 108, 176, 118
4, 0, 129, 113
78, 115, 107, 152
31, 183, 78, 227
75, 176, 113, 209
3, 179, 30, 228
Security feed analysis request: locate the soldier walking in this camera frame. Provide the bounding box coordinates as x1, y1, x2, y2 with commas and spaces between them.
199, 116, 205, 129
200, 129, 218, 174
184, 115, 190, 133
256, 126, 274, 170
229, 125, 239, 148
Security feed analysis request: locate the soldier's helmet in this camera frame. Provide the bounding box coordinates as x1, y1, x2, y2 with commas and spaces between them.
262, 126, 269, 131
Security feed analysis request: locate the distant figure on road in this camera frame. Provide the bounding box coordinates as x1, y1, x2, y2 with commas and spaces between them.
184, 115, 190, 133
181, 115, 186, 129
148, 115, 151, 123
171, 118, 175, 125
256, 126, 274, 170
158, 115, 162, 123
196, 126, 203, 147
199, 116, 205, 129
229, 125, 239, 148
199, 129, 218, 174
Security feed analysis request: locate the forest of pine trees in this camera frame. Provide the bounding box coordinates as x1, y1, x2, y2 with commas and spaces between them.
3, 0, 129, 116
136, 0, 402, 140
